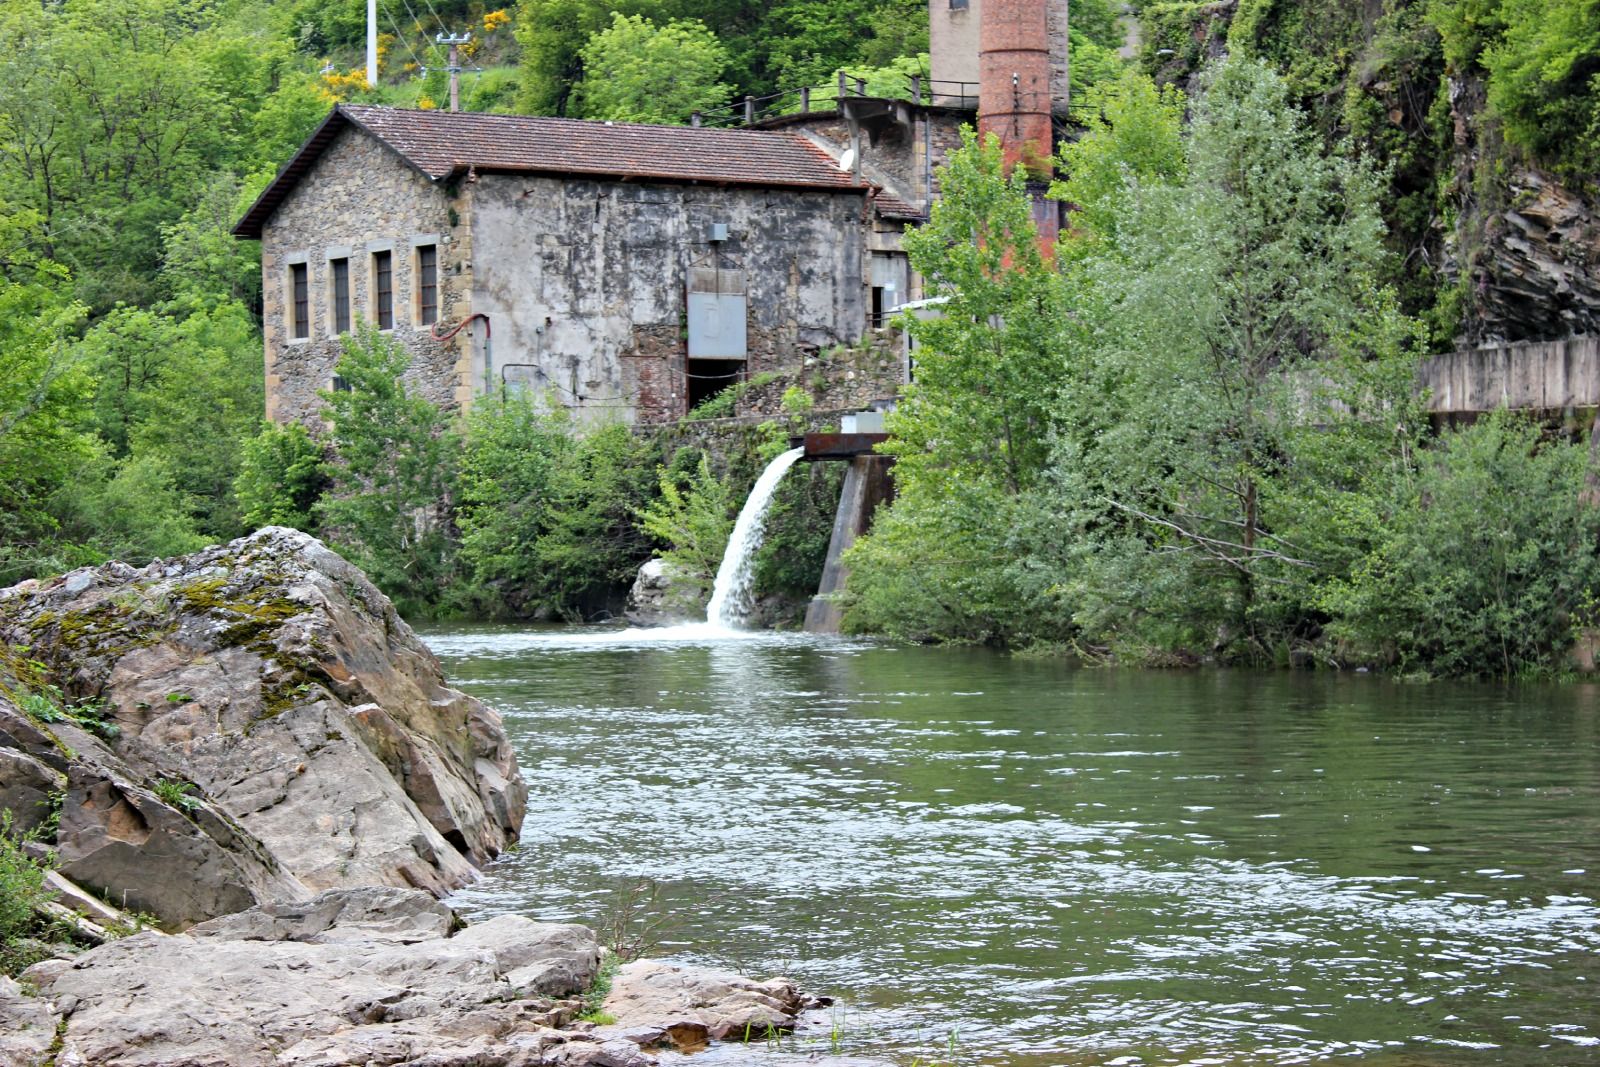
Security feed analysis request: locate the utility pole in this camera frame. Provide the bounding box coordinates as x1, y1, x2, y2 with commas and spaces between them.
366, 0, 377, 87
436, 31, 470, 111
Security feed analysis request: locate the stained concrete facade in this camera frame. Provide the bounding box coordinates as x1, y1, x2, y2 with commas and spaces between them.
470, 175, 870, 423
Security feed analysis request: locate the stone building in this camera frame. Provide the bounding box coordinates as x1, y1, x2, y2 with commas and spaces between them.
234, 1, 1073, 427
233, 106, 921, 425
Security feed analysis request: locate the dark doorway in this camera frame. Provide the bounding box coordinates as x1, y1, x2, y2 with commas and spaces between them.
687, 358, 746, 412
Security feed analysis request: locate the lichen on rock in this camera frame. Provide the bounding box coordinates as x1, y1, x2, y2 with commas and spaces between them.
0, 527, 528, 929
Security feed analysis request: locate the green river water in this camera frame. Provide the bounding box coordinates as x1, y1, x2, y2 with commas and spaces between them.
424, 625, 1599, 1067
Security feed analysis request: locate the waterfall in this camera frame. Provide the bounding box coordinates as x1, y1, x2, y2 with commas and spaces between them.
707, 447, 806, 629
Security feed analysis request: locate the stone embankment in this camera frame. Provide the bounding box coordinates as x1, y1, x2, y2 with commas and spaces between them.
0, 529, 817, 1067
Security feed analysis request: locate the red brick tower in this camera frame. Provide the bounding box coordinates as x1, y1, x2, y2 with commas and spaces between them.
977, 0, 1059, 253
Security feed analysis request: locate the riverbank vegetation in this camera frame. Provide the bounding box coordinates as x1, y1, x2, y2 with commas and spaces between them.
843, 59, 1600, 679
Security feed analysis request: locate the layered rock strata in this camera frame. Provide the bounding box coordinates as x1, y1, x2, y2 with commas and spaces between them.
0, 527, 527, 928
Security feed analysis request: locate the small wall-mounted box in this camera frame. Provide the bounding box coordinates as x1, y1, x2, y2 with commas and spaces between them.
708, 223, 730, 243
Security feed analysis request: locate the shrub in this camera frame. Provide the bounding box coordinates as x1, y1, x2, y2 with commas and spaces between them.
637, 453, 734, 596
0, 811, 57, 976
234, 420, 328, 532
316, 326, 463, 616
1322, 412, 1600, 678
458, 392, 657, 617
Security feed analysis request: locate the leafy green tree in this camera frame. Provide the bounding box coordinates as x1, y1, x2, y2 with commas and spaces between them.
1053, 59, 1423, 660
234, 421, 329, 531
514, 0, 662, 115
317, 326, 462, 614
457, 392, 656, 617
1322, 411, 1600, 678
573, 14, 732, 124
843, 130, 1074, 643
637, 453, 734, 596
76, 301, 263, 535
764, 0, 927, 88
55, 452, 209, 564
1482, 0, 1600, 179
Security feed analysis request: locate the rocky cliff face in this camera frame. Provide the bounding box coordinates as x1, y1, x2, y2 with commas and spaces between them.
0, 527, 527, 929
1444, 80, 1600, 345
1139, 2, 1600, 349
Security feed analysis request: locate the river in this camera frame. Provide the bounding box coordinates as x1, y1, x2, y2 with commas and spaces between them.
424, 625, 1600, 1066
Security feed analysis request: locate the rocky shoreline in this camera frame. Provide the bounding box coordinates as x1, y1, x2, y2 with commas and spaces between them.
0, 529, 817, 1067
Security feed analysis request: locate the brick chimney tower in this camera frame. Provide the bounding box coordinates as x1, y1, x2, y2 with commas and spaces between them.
977, 0, 1059, 252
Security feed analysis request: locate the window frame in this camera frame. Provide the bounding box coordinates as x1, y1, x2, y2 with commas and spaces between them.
329, 256, 351, 336
416, 244, 438, 327
289, 262, 310, 340
372, 249, 394, 330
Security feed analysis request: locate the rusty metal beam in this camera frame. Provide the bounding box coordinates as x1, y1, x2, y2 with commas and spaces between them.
790, 432, 891, 460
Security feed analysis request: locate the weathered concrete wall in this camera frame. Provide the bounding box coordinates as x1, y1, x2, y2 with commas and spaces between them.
470, 175, 871, 424
1421, 336, 1600, 415
260, 128, 476, 426
930, 0, 981, 93
929, 0, 1070, 115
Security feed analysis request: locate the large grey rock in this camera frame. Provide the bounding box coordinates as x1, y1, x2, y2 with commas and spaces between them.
32, 889, 601, 1067
453, 916, 603, 997
623, 560, 702, 627
0, 974, 59, 1067
0, 528, 527, 927
602, 960, 805, 1041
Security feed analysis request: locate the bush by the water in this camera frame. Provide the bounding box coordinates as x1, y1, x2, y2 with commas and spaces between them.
1322, 413, 1600, 678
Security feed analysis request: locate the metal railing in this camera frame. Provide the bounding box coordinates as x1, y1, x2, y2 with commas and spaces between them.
692, 71, 983, 129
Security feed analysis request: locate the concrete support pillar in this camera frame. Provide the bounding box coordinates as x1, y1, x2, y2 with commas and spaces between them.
804, 456, 896, 634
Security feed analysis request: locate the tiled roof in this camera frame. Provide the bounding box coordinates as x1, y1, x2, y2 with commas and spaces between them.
234, 105, 871, 238
872, 191, 928, 221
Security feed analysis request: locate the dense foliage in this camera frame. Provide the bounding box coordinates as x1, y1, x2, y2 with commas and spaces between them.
846, 59, 1600, 678
1, 0, 1595, 674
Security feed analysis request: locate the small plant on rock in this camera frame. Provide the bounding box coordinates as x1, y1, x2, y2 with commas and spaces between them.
152, 778, 201, 814
0, 811, 61, 976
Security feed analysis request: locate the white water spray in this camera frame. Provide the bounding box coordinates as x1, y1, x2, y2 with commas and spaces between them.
706, 447, 806, 629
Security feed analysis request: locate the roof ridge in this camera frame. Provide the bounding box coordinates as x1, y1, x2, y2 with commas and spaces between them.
337, 103, 813, 139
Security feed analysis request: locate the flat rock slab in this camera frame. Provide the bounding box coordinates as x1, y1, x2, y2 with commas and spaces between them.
602, 960, 805, 1042
22, 888, 602, 1067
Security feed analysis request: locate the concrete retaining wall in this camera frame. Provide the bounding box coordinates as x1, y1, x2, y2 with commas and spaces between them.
1420, 336, 1600, 414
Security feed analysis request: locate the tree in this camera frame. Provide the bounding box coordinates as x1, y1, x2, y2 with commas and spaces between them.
234, 420, 328, 531
842, 131, 1075, 644
514, 0, 660, 115
1322, 411, 1600, 678
317, 326, 462, 614
0, 204, 96, 584
457, 391, 656, 618
572, 14, 732, 124
637, 453, 734, 597
1054, 59, 1423, 660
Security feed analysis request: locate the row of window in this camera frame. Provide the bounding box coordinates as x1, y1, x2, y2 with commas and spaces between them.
286, 244, 439, 341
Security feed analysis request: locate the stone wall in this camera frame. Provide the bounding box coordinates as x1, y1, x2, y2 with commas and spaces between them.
733, 331, 906, 418
260, 128, 476, 426
471, 174, 872, 425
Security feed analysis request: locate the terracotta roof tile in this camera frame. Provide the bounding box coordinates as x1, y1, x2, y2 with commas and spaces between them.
872, 191, 928, 221
235, 105, 871, 238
